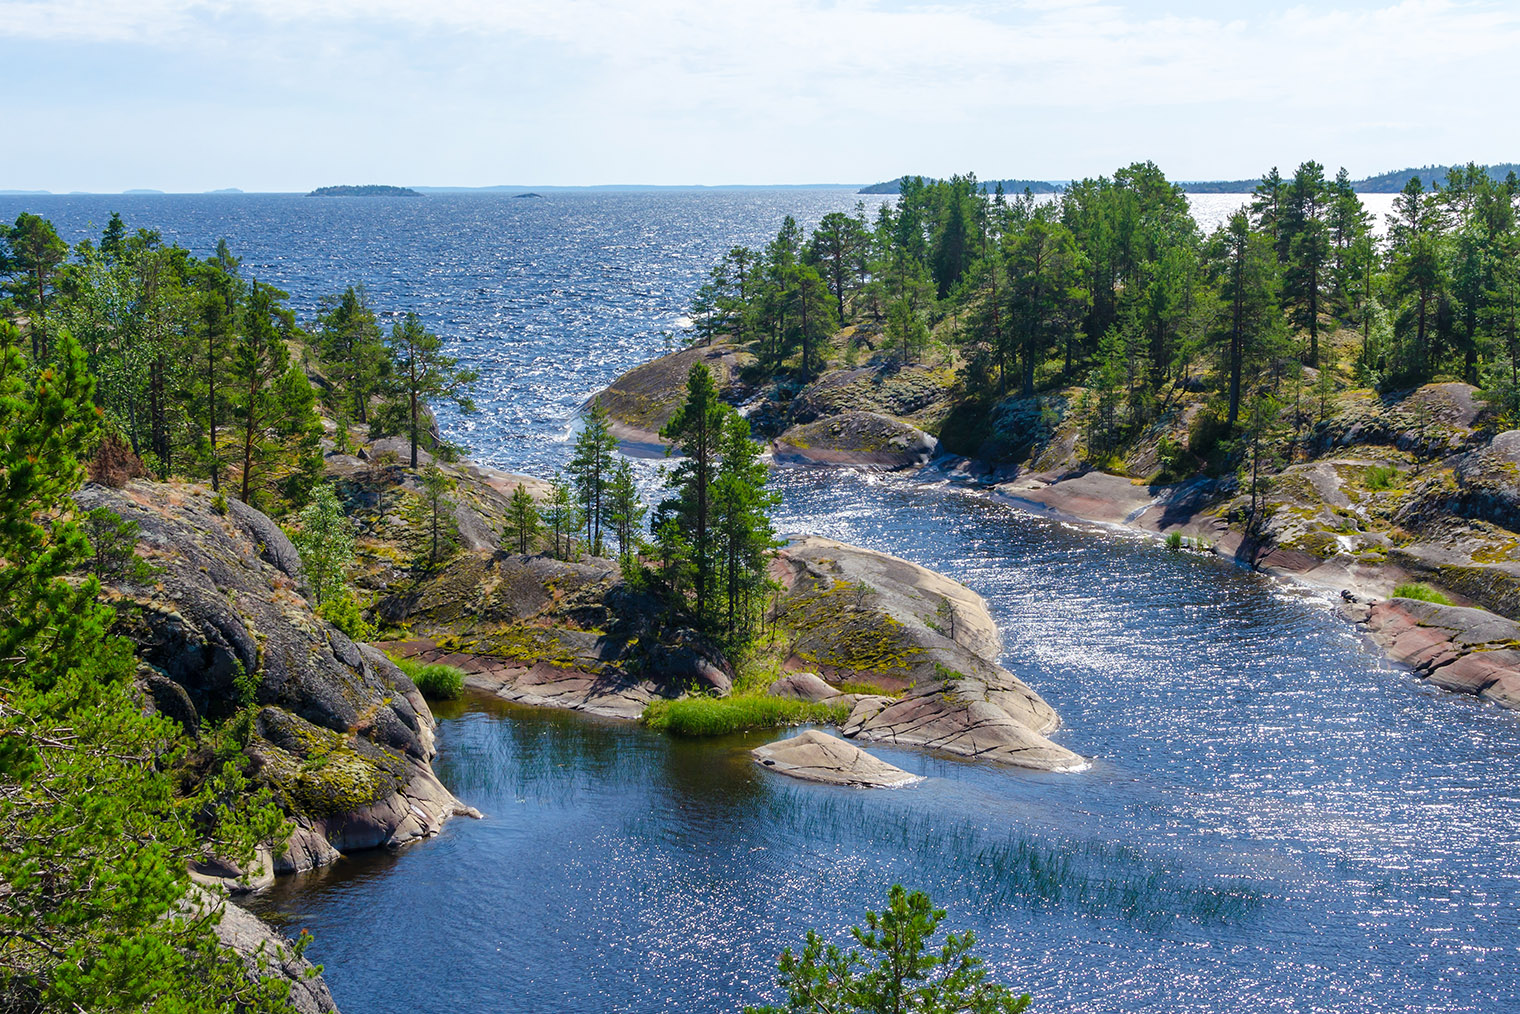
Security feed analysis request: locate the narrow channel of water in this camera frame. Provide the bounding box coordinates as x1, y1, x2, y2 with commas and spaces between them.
253, 469, 1520, 1014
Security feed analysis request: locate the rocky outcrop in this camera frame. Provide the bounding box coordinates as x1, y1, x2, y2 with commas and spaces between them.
773, 411, 939, 470
375, 551, 731, 718
202, 888, 339, 1013
1352, 597, 1520, 710
772, 536, 1083, 771
752, 730, 920, 788
591, 339, 754, 447
77, 480, 475, 875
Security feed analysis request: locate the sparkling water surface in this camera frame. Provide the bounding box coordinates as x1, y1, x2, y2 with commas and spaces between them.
1, 189, 1510, 1014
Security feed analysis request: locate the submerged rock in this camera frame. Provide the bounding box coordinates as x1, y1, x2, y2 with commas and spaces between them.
752, 729, 919, 788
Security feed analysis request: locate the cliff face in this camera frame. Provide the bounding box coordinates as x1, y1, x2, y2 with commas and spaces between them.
78, 479, 475, 876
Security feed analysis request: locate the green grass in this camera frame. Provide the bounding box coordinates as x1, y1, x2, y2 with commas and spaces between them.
1365, 464, 1401, 491
642, 695, 848, 737
388, 654, 466, 700
1393, 582, 1453, 605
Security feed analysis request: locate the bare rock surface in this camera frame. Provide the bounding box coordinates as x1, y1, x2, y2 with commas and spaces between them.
77, 480, 475, 874
201, 887, 339, 1013
1360, 598, 1520, 711
773, 536, 1082, 771
752, 729, 920, 788
773, 411, 939, 471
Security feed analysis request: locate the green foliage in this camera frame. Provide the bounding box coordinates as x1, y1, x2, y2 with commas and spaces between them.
388, 654, 465, 700
317, 591, 374, 642
1392, 582, 1453, 604
407, 465, 459, 572
569, 402, 619, 556
655, 363, 780, 650
0, 325, 297, 1011
80, 506, 156, 584
641, 695, 846, 737
745, 885, 1032, 1014
506, 482, 542, 555
1364, 464, 1401, 490
606, 457, 646, 562
382, 311, 478, 470
290, 482, 355, 605
542, 471, 582, 561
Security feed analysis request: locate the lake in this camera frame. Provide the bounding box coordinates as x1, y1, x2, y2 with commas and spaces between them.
2, 187, 1509, 1013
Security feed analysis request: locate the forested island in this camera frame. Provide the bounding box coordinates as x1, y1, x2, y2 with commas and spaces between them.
306, 185, 423, 197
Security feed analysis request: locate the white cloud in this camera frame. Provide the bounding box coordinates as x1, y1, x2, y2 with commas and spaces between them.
2, 0, 1518, 187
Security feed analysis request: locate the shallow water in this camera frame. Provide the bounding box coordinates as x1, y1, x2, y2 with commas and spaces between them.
4, 189, 1515, 1012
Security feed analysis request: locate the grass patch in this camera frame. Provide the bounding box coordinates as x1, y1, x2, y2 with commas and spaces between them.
1392, 582, 1453, 605
642, 695, 848, 737
389, 653, 466, 700
1365, 464, 1401, 491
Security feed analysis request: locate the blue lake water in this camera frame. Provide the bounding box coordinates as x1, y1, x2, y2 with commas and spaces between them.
3, 190, 1514, 1013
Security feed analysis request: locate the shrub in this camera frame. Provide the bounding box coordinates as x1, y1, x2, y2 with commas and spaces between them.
1392, 582, 1453, 605
389, 654, 465, 700
642, 695, 847, 737
318, 592, 374, 642
745, 884, 1031, 1014
1165, 531, 1183, 551
1365, 464, 1400, 491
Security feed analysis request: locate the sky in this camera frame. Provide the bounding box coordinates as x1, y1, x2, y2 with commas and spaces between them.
2, 0, 1518, 192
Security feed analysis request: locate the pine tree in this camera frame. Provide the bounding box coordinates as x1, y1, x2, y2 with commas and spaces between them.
711, 412, 780, 646
231, 281, 294, 506
568, 403, 619, 556
0, 324, 295, 1011
315, 286, 387, 425
383, 312, 478, 469
657, 363, 726, 621
407, 465, 459, 572
0, 212, 68, 360
606, 458, 645, 562
542, 472, 581, 561
506, 482, 541, 555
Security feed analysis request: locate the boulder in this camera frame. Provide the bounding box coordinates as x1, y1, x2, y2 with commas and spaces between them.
773, 411, 939, 471
772, 536, 1082, 772
841, 687, 1085, 772
752, 729, 920, 788
204, 888, 339, 1013
767, 672, 841, 702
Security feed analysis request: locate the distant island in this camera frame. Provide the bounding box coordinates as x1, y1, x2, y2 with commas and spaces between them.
306, 184, 423, 197
513, 192, 543, 199
860, 176, 1059, 195
866, 162, 1520, 195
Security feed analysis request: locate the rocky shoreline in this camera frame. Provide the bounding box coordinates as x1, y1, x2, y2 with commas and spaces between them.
947, 460, 1520, 716
592, 337, 1520, 722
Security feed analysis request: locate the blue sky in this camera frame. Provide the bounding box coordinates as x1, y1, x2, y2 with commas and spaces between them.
3, 0, 1517, 192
